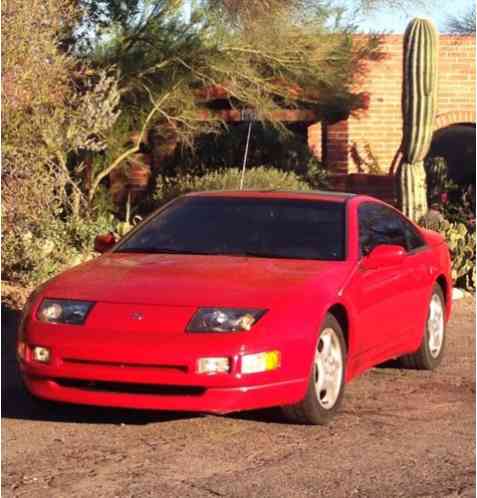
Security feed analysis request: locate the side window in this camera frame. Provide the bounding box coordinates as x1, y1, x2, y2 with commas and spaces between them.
400, 218, 426, 251
358, 203, 407, 256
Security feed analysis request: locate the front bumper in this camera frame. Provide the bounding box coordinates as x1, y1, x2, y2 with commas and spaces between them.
18, 301, 314, 413
21, 372, 306, 414
18, 333, 310, 414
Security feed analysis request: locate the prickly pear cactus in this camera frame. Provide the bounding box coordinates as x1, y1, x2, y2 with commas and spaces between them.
398, 18, 439, 221
438, 221, 476, 290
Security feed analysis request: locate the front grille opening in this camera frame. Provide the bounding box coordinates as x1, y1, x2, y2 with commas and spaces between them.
62, 358, 188, 373
56, 378, 206, 396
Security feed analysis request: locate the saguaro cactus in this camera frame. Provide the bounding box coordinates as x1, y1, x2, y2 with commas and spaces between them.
398, 18, 439, 221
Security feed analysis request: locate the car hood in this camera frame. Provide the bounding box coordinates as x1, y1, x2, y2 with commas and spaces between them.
43, 253, 348, 307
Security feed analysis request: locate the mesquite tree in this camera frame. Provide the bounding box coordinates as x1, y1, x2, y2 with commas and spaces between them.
446, 3, 476, 34
78, 0, 380, 201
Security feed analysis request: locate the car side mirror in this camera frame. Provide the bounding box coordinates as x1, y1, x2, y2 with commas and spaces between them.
94, 232, 117, 253
361, 244, 406, 270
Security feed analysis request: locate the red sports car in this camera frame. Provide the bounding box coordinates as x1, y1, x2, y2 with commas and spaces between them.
17, 191, 452, 424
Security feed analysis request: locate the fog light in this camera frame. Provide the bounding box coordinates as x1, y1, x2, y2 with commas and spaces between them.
197, 357, 230, 375
241, 351, 281, 374
32, 346, 51, 363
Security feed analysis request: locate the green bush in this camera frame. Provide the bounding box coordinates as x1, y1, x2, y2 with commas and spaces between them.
154, 166, 312, 205
2, 213, 115, 290
421, 218, 476, 291
304, 157, 330, 189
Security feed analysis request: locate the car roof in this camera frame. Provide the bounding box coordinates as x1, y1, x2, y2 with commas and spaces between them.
184, 189, 357, 203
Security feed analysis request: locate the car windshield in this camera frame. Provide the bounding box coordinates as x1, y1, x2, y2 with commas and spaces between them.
115, 196, 346, 261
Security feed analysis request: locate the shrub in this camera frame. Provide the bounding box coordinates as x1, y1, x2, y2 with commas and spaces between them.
425, 156, 475, 228
425, 156, 450, 207
2, 213, 115, 292
2, 0, 120, 300
304, 157, 330, 189
154, 166, 312, 205
441, 185, 475, 228
420, 218, 476, 291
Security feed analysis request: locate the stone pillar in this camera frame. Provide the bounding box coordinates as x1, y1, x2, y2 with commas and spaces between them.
324, 120, 349, 174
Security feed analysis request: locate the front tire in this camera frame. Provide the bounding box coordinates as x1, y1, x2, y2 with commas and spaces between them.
282, 314, 346, 425
399, 284, 446, 370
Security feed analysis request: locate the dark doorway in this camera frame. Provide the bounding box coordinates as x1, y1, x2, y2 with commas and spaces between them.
427, 123, 476, 187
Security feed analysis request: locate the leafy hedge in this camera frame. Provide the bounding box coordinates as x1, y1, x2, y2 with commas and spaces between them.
154, 166, 312, 205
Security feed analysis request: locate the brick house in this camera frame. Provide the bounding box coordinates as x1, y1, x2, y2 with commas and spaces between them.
308, 34, 476, 203
124, 33, 475, 206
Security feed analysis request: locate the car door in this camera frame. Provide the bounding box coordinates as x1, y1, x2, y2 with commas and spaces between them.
395, 210, 433, 339
348, 202, 425, 358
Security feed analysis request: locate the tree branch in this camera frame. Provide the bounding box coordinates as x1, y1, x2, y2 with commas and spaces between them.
88, 90, 173, 202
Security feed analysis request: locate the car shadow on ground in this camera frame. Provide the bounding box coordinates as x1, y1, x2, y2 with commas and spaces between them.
1, 305, 198, 426
228, 408, 292, 424
2, 304, 292, 426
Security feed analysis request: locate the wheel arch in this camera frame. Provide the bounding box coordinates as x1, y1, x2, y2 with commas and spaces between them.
327, 303, 349, 353
435, 273, 452, 320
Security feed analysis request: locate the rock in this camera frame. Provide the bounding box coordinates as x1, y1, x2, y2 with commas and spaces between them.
452, 288, 465, 301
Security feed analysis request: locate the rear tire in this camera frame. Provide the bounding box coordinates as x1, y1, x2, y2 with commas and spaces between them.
282, 314, 346, 425
399, 284, 446, 370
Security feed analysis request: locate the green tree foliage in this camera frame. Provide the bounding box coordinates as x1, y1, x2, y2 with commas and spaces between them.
2, 0, 121, 290
77, 0, 380, 200
2, 0, 409, 293
3, 0, 121, 217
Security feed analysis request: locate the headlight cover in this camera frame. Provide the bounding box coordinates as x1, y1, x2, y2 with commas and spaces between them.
37, 299, 94, 325
187, 308, 267, 333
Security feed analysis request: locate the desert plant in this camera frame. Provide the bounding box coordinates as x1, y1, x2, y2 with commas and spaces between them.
424, 156, 475, 228
442, 185, 476, 228
350, 142, 381, 174
2, 213, 116, 290
167, 125, 330, 190
445, 3, 476, 34
420, 218, 476, 291
398, 18, 439, 222
2, 0, 121, 294
304, 157, 330, 189
80, 0, 380, 202
443, 221, 476, 290
425, 156, 453, 206
154, 166, 311, 205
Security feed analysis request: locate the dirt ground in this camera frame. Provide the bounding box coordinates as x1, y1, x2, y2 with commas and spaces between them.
2, 297, 475, 498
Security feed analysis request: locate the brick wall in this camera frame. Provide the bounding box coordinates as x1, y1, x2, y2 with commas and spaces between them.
308, 34, 476, 200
